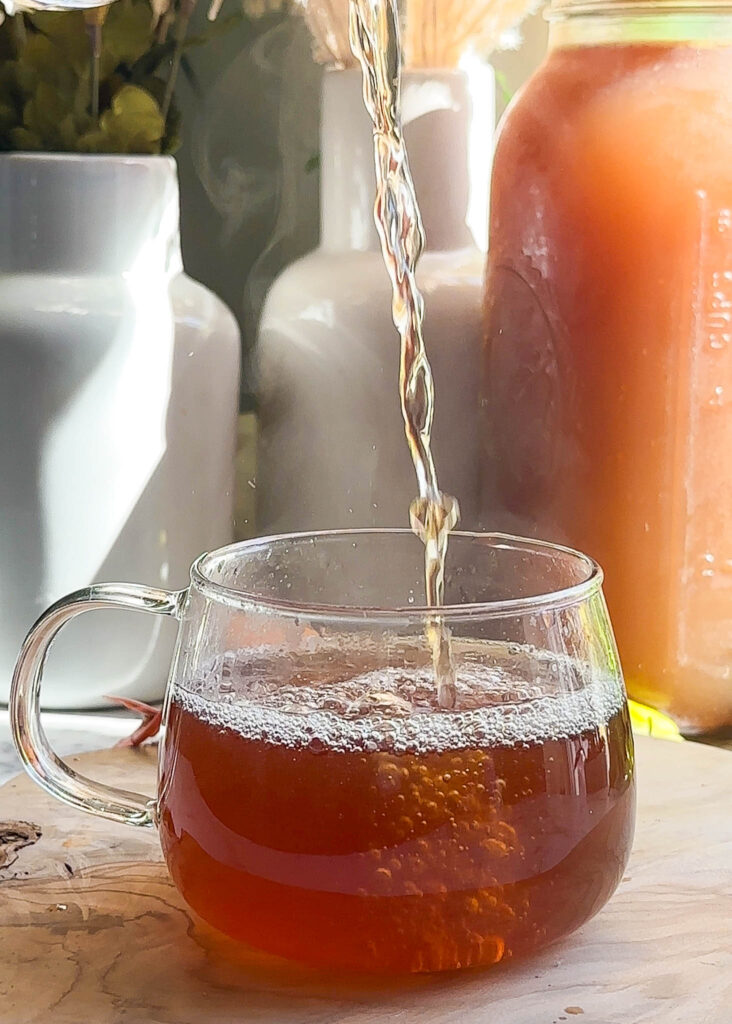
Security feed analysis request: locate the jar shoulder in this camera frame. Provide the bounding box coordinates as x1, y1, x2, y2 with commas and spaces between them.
494, 43, 732, 173
0, 271, 239, 348
261, 248, 485, 321
170, 273, 240, 350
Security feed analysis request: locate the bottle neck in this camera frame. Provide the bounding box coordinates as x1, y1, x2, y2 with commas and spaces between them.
319, 66, 494, 254
549, 2, 732, 47
0, 154, 183, 276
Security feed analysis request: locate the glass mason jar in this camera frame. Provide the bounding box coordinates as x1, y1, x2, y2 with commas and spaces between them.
482, 0, 732, 733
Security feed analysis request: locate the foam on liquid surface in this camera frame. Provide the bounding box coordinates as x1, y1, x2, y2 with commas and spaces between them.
174, 639, 624, 754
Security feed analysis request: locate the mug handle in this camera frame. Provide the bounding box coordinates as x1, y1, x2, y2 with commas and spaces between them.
10, 583, 185, 828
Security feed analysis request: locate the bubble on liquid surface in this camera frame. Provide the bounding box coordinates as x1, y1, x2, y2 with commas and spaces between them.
174, 637, 624, 755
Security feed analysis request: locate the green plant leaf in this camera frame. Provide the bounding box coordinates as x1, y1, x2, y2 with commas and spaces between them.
136, 70, 165, 106
91, 70, 126, 117
128, 39, 176, 81
0, 14, 19, 61
134, 73, 180, 154
23, 79, 74, 148
162, 125, 181, 154
27, 11, 89, 75
75, 129, 108, 153
14, 33, 57, 79
9, 125, 43, 150
0, 101, 16, 132
104, 1, 154, 67
1, 0, 240, 155
0, 61, 22, 123
97, 82, 164, 153
57, 112, 80, 150
13, 33, 79, 96
0, 53, 18, 89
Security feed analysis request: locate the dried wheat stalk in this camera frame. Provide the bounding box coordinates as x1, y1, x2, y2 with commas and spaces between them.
296, 0, 537, 68
404, 0, 539, 66
294, 0, 355, 66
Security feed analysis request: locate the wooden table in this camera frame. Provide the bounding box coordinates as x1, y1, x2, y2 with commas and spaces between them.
1, 736, 730, 1024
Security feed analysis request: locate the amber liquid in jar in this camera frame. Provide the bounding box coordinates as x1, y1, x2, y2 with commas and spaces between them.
159, 641, 635, 972
484, 22, 732, 732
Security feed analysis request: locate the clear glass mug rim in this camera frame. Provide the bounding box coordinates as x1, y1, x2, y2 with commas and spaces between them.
190, 528, 604, 621
9, 527, 607, 831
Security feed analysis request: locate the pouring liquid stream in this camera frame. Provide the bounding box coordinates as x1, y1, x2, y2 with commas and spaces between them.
349, 0, 460, 708
1, 0, 461, 706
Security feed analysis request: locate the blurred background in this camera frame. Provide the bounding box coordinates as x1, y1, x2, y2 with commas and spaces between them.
173, 4, 549, 407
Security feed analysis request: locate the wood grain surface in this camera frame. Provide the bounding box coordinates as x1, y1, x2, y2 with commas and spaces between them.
0, 737, 730, 1024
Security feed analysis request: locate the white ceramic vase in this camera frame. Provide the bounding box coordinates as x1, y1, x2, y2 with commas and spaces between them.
256, 65, 495, 533
0, 154, 240, 708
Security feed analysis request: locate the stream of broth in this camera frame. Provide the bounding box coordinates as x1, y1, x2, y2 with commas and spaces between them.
349, 0, 460, 707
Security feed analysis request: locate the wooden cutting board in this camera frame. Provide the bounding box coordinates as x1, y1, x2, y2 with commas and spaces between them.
0, 736, 730, 1024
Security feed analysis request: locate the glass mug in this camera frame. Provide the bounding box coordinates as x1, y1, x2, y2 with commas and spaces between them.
11, 530, 636, 974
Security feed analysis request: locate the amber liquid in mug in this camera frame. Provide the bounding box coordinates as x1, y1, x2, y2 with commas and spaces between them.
159, 641, 635, 973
